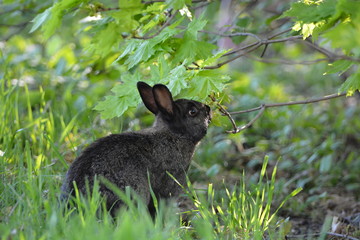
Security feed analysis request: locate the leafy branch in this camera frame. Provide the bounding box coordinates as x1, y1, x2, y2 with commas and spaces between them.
213, 92, 347, 134
133, 10, 178, 40
186, 35, 305, 70
187, 28, 360, 70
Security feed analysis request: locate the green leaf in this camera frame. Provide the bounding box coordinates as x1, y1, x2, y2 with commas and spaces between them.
90, 21, 122, 57
110, 10, 141, 32
94, 73, 143, 119
39, 0, 90, 38
200, 49, 231, 67
125, 26, 183, 68
93, 95, 129, 119
187, 70, 230, 100
339, 71, 360, 96
323, 20, 360, 54
174, 40, 216, 63
125, 41, 157, 68
185, 17, 207, 39
116, 39, 140, 62
150, 56, 171, 81
166, 0, 192, 10
149, 57, 190, 96
30, 8, 51, 33
282, 0, 337, 23
119, 0, 142, 8
165, 65, 191, 96
324, 60, 353, 75
173, 18, 216, 63
42, 7, 62, 39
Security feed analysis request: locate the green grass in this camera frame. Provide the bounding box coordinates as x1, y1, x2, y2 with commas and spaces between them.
0, 79, 301, 239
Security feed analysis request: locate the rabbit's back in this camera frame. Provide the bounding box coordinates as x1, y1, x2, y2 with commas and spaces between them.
62, 130, 195, 202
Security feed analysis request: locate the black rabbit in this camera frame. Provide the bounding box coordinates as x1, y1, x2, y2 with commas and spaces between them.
61, 81, 212, 216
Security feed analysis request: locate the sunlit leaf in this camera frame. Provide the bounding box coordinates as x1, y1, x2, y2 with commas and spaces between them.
324, 60, 353, 75
282, 0, 336, 23
187, 70, 230, 100
94, 73, 143, 118
30, 8, 51, 33
339, 72, 360, 96
125, 27, 183, 68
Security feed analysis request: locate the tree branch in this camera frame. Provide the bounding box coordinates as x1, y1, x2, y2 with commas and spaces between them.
219, 92, 347, 134
186, 33, 304, 70
186, 25, 360, 70
304, 39, 360, 63
209, 95, 238, 132
186, 42, 263, 70
0, 21, 29, 28
199, 30, 263, 42
229, 106, 265, 133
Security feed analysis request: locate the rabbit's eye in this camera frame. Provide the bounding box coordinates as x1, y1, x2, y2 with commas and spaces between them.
188, 107, 198, 116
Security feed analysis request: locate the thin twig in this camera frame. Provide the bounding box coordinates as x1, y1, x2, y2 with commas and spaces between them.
0, 21, 29, 28
228, 106, 265, 133
221, 35, 302, 57
229, 92, 347, 115
95, 7, 120, 12
199, 30, 262, 42
304, 40, 360, 63
303, 39, 336, 60
223, 41, 260, 57
222, 92, 347, 133
186, 35, 303, 70
267, 28, 292, 39
187, 42, 262, 70
209, 95, 238, 132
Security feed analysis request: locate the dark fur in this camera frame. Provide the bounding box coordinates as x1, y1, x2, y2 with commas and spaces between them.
61, 82, 211, 215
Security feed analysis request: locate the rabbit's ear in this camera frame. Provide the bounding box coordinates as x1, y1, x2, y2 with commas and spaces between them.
153, 84, 174, 117
137, 82, 158, 114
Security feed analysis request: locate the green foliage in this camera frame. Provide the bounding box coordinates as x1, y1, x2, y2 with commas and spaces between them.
284, 0, 360, 95
30, 0, 229, 119
339, 71, 360, 95
28, 0, 360, 116
32, 0, 91, 39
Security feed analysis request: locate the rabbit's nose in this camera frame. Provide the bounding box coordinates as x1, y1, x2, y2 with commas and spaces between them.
205, 105, 212, 120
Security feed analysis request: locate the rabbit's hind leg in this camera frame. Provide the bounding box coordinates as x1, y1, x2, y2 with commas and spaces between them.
101, 174, 151, 217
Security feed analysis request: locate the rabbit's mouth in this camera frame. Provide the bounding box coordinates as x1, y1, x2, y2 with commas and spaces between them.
206, 116, 212, 125
206, 105, 212, 124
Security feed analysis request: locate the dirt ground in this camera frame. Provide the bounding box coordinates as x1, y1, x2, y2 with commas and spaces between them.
282, 189, 360, 239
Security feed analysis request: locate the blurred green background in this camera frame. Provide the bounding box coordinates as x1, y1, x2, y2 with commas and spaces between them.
1, 0, 360, 238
